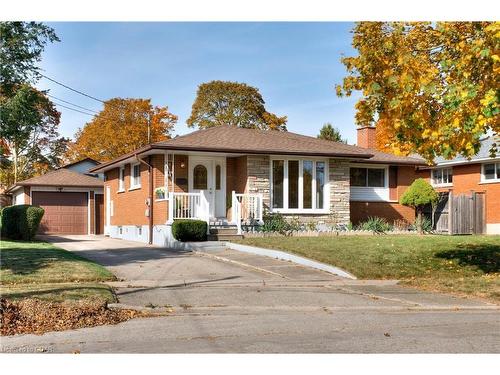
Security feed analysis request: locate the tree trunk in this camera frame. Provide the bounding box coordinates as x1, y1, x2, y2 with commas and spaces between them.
13, 146, 18, 183
416, 208, 423, 235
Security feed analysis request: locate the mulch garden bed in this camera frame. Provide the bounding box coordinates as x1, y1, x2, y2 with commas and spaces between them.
0, 298, 147, 336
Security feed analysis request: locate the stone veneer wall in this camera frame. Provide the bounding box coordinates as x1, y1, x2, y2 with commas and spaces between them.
328, 158, 350, 225
244, 155, 350, 225
246, 155, 271, 210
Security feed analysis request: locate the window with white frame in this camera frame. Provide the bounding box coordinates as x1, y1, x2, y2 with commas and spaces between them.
431, 167, 453, 186
271, 159, 327, 211
130, 163, 141, 189
118, 166, 125, 191
482, 162, 500, 182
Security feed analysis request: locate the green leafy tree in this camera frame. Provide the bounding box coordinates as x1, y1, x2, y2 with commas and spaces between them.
400, 178, 438, 234
0, 22, 63, 187
0, 22, 59, 89
187, 80, 287, 131
0, 85, 61, 185
317, 123, 347, 143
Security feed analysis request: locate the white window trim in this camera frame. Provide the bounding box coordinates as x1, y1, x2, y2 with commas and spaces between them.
129, 163, 141, 190
480, 162, 500, 184
118, 166, 125, 192
431, 167, 453, 187
269, 157, 329, 214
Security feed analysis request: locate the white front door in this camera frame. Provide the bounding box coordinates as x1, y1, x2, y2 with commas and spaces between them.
189, 156, 226, 219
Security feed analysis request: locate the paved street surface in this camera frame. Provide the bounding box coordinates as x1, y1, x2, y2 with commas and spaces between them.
1, 235, 499, 353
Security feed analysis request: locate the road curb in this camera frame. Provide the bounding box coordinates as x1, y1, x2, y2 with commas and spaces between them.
225, 242, 357, 279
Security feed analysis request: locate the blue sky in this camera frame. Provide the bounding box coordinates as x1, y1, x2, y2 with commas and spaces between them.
38, 22, 361, 143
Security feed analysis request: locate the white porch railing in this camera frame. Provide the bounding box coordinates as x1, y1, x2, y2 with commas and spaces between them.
232, 192, 264, 234
168, 191, 210, 227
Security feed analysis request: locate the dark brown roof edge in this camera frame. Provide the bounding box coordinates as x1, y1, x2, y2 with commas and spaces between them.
88, 145, 153, 173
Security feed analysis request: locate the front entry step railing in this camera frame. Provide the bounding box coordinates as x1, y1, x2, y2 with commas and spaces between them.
231, 192, 264, 235
167, 190, 264, 236
168, 191, 210, 226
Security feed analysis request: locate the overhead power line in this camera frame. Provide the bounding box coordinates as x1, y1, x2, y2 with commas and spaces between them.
40, 73, 108, 105
47, 94, 100, 114
53, 101, 96, 117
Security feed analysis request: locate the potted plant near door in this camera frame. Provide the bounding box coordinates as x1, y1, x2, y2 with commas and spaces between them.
155, 187, 166, 200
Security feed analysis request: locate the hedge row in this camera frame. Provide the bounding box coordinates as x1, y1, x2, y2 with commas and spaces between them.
0, 205, 45, 241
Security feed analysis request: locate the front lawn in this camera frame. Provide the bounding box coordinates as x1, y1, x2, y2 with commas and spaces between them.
238, 235, 500, 302
0, 240, 116, 302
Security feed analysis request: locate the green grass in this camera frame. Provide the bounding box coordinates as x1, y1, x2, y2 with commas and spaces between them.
238, 235, 500, 302
0, 240, 116, 302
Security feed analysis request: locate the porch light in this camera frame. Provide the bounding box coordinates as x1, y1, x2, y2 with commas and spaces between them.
180, 161, 185, 169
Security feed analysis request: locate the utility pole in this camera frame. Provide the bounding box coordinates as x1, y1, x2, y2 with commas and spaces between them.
147, 112, 151, 144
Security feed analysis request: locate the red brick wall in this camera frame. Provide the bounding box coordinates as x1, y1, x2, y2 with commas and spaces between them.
89, 191, 95, 234
24, 186, 31, 204
105, 162, 149, 226
421, 163, 500, 225
226, 156, 247, 194
226, 156, 247, 219
151, 154, 167, 225
350, 201, 416, 225
350, 165, 418, 225
104, 154, 190, 227
357, 127, 376, 149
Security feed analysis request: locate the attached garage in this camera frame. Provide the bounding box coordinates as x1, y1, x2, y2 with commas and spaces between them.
32, 191, 88, 234
5, 159, 104, 236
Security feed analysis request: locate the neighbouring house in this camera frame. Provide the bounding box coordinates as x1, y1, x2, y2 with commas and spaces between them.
88, 125, 425, 246
5, 158, 105, 235
418, 135, 500, 235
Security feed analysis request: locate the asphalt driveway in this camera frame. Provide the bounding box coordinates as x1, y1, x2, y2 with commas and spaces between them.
2, 235, 499, 353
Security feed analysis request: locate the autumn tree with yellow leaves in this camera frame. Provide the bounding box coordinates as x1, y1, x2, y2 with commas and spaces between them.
66, 98, 177, 162
337, 22, 499, 162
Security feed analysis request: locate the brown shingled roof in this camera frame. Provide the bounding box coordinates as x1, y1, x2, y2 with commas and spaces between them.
151, 125, 375, 158
90, 126, 425, 172
8, 168, 103, 191
352, 148, 426, 165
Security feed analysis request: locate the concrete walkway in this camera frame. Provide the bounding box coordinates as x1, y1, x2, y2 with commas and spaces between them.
2, 235, 499, 353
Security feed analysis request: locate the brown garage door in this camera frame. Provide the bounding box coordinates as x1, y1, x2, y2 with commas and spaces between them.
32, 192, 88, 234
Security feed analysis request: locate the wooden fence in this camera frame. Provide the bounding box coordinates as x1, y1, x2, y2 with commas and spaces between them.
428, 192, 485, 235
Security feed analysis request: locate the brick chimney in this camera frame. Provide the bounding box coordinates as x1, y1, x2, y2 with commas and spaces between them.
357, 126, 376, 149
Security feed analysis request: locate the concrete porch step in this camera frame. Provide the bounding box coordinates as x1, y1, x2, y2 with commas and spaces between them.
208, 233, 243, 241
209, 227, 239, 234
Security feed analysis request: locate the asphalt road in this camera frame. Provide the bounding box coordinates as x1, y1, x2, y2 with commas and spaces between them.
2, 235, 499, 353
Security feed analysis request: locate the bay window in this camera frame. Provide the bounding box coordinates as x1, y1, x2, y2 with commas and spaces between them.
271, 159, 327, 211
